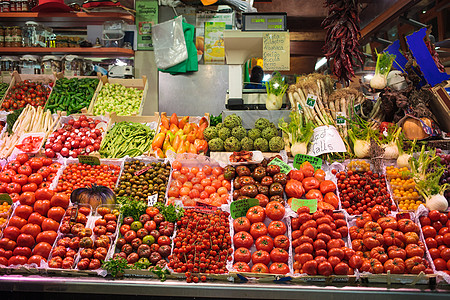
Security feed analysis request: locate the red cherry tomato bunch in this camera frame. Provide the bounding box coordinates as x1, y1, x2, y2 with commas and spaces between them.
55, 163, 120, 196
0, 191, 70, 267
349, 211, 433, 275
168, 209, 232, 281
48, 205, 92, 269
0, 154, 61, 202
1, 80, 51, 111
419, 210, 450, 275
291, 206, 353, 276
232, 202, 290, 275
114, 206, 173, 269
334, 169, 396, 215
45, 115, 105, 158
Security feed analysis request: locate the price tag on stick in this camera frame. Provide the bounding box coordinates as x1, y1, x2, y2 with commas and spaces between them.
230, 198, 259, 219
78, 155, 100, 165
290, 198, 318, 214
148, 194, 158, 206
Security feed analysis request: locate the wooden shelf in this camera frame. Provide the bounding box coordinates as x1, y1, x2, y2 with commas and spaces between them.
0, 11, 135, 26
0, 47, 134, 58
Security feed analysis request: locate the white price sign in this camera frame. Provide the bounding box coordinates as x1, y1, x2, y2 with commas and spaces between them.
308, 125, 346, 156
147, 194, 158, 206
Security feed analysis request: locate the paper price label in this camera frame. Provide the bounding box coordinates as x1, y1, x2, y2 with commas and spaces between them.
336, 112, 346, 125
135, 165, 153, 176
147, 194, 158, 206
268, 157, 292, 174
297, 103, 303, 113
78, 155, 100, 165
290, 198, 317, 214
293, 154, 323, 170
306, 94, 317, 109
308, 125, 346, 156
230, 198, 259, 219
354, 103, 361, 114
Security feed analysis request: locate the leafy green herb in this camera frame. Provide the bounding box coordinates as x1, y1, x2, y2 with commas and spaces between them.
102, 257, 128, 278
154, 202, 184, 223
265, 72, 288, 96
117, 196, 147, 221
375, 51, 396, 77
149, 266, 170, 282
210, 114, 222, 127
6, 107, 24, 134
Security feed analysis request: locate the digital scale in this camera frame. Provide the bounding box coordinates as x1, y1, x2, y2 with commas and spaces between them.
223, 13, 288, 110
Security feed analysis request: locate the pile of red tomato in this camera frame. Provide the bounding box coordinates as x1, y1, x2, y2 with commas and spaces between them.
232, 202, 290, 274
0, 191, 70, 266
285, 162, 339, 211
0, 154, 61, 202
419, 210, 450, 274
55, 163, 120, 196
291, 207, 353, 275
1, 80, 52, 110
349, 211, 433, 274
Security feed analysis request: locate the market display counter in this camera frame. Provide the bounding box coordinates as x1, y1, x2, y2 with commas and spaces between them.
0, 275, 450, 300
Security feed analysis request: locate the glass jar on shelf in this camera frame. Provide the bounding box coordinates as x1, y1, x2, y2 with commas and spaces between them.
20, 55, 41, 74
41, 55, 61, 74
12, 26, 22, 47
63, 55, 83, 76
22, 21, 42, 47
4, 27, 13, 47
2, 0, 10, 12
1, 56, 20, 76
0, 27, 4, 48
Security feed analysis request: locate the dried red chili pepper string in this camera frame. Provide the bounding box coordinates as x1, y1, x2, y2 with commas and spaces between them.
322, 0, 364, 84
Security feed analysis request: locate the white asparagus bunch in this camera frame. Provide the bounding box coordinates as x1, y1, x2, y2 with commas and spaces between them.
0, 105, 60, 158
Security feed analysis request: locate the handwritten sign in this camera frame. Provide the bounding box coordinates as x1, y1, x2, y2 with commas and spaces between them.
147, 194, 158, 206
0, 194, 12, 204
135, 165, 153, 176
78, 155, 100, 165
263, 32, 290, 71
268, 157, 292, 174
306, 94, 317, 109
308, 126, 346, 156
336, 112, 346, 125
230, 198, 259, 219
293, 154, 323, 170
291, 198, 317, 214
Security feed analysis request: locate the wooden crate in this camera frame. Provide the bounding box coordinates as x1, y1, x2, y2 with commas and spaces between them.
88, 75, 148, 116
0, 71, 56, 109
359, 272, 437, 285
44, 72, 102, 114
430, 85, 450, 132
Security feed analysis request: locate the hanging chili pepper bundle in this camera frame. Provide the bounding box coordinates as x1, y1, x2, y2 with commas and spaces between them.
322, 0, 364, 83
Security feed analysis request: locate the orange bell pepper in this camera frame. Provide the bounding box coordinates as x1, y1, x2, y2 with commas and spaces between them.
160, 115, 170, 129
188, 144, 197, 154
169, 123, 179, 134
170, 113, 179, 127
178, 116, 189, 130
183, 124, 192, 134
172, 135, 182, 151
199, 116, 208, 127
194, 139, 208, 154
186, 132, 196, 144
151, 132, 165, 150
154, 148, 165, 158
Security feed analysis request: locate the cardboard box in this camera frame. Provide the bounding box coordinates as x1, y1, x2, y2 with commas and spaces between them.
430, 85, 450, 132
88, 76, 148, 116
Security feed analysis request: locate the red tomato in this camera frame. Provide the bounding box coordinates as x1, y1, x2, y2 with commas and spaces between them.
15, 204, 33, 219
3, 226, 21, 241
36, 231, 57, 245
233, 262, 251, 272
19, 192, 36, 206
267, 221, 287, 237
303, 259, 318, 275
255, 235, 274, 252
34, 200, 50, 216
41, 218, 59, 232
252, 250, 270, 265
32, 242, 52, 259
246, 206, 265, 223
28, 255, 44, 266
8, 255, 28, 266
265, 201, 285, 221
28, 173, 43, 185
8, 216, 27, 229
50, 193, 70, 209
16, 233, 35, 248
233, 231, 253, 249
269, 262, 290, 274
234, 247, 251, 263
29, 158, 43, 171
22, 183, 38, 192
250, 222, 268, 239
233, 217, 251, 232
17, 165, 32, 176
21, 223, 41, 239
270, 247, 289, 263
16, 153, 29, 165
47, 206, 65, 222
35, 188, 54, 201
251, 263, 269, 273
273, 235, 290, 251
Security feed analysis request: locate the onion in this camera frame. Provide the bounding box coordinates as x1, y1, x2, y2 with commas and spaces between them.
397, 153, 411, 168
291, 142, 308, 156
354, 139, 370, 158
426, 194, 448, 212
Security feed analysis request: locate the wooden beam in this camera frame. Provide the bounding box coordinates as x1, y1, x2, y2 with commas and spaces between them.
360, 0, 419, 44
290, 41, 324, 56
290, 31, 326, 42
